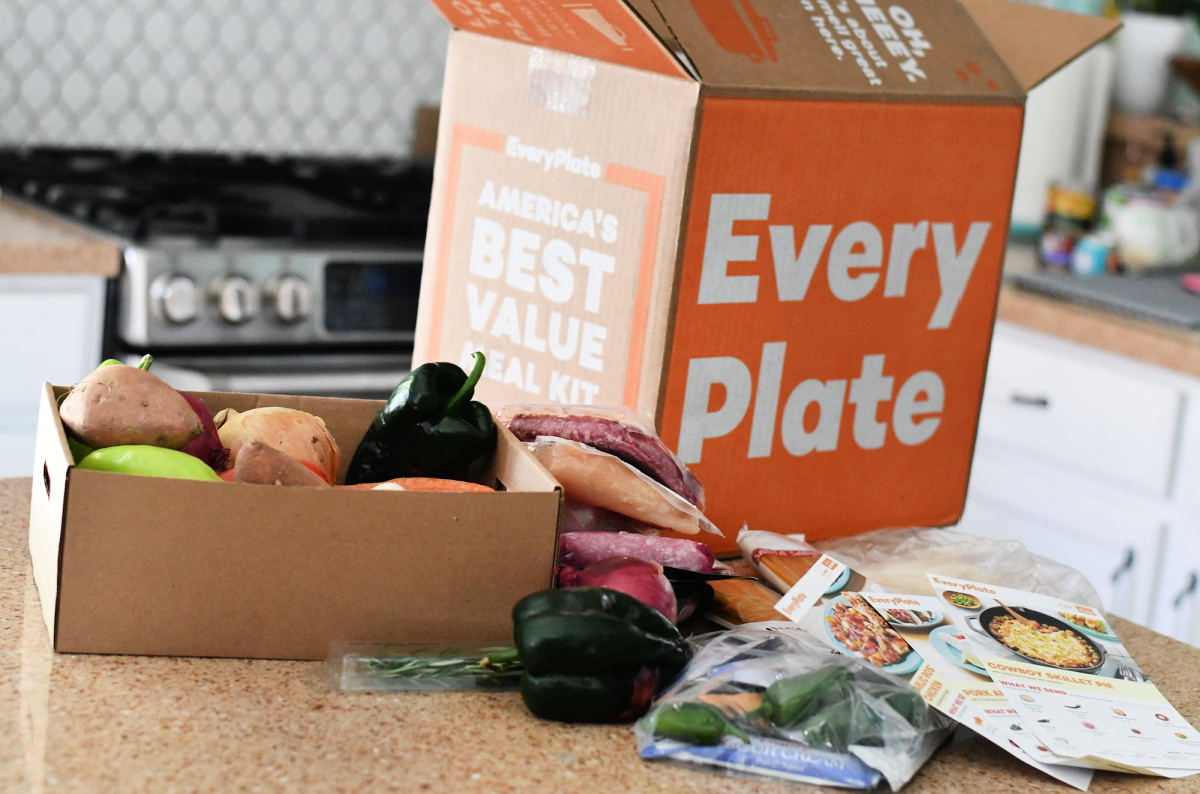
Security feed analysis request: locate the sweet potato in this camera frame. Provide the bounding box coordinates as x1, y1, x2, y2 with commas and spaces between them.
233, 442, 331, 487
215, 407, 341, 482
59, 364, 203, 450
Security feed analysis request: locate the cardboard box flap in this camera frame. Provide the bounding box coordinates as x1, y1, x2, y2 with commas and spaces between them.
643, 0, 1023, 101
960, 0, 1120, 92
425, 0, 691, 80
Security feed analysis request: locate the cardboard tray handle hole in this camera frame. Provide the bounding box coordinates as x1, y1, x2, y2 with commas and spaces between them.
42, 461, 51, 500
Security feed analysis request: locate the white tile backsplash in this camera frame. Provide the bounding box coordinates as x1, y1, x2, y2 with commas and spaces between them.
0, 0, 449, 157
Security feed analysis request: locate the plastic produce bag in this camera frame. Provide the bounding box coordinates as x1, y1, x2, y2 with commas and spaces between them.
810, 526, 1102, 607
635, 628, 955, 790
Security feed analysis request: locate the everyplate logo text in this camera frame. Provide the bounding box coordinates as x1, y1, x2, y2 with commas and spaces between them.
676, 192, 990, 465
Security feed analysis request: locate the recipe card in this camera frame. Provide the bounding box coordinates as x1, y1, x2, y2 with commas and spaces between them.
775, 557, 1094, 789
926, 574, 1200, 776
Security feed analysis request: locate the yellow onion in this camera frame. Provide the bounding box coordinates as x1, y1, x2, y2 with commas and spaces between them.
214, 407, 340, 483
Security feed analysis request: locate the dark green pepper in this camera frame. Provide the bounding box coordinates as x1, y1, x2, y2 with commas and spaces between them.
520, 671, 655, 723
77, 444, 222, 482
513, 587, 678, 642
756, 665, 854, 727
797, 696, 859, 752
515, 612, 691, 679
865, 684, 927, 727
650, 701, 750, 745
511, 587, 693, 724
344, 351, 497, 484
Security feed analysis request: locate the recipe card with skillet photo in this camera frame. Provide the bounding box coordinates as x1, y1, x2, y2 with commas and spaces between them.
927, 574, 1200, 777
855, 592, 1096, 790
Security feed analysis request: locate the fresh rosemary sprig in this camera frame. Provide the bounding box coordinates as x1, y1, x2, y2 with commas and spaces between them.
358, 646, 523, 688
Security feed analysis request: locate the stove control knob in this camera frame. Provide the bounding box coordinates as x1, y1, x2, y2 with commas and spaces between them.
150, 274, 198, 325
212, 275, 260, 325
268, 274, 311, 324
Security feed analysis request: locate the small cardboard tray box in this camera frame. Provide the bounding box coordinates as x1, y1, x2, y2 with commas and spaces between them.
28, 384, 563, 661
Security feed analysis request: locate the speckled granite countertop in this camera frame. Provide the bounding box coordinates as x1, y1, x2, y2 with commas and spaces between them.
2, 479, 1199, 792
0, 198, 120, 276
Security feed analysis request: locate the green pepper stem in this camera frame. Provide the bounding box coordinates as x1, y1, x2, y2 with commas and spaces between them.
137, 354, 154, 371
480, 646, 520, 668
442, 352, 486, 417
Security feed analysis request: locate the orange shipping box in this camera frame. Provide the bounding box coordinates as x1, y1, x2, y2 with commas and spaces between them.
414, 0, 1117, 549
28, 385, 562, 660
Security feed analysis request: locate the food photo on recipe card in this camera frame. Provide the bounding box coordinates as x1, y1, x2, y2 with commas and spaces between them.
925, 573, 1200, 778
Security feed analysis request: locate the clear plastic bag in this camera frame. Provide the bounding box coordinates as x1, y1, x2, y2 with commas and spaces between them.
810, 526, 1102, 607
493, 402, 705, 508
634, 628, 955, 790
528, 436, 720, 536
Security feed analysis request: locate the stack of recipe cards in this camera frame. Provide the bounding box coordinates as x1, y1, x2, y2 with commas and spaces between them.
774, 557, 1200, 790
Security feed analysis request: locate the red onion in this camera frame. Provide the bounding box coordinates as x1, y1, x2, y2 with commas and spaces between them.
558, 556, 678, 623
179, 392, 231, 472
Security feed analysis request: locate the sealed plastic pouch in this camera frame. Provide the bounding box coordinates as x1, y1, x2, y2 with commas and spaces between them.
634, 628, 954, 790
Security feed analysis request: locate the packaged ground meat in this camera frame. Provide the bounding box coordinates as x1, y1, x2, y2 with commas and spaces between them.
528, 436, 720, 536
494, 403, 704, 507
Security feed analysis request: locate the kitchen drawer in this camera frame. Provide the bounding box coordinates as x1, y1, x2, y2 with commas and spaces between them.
978, 327, 1183, 497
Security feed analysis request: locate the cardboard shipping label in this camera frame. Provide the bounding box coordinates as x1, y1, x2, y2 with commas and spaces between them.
657, 97, 1023, 539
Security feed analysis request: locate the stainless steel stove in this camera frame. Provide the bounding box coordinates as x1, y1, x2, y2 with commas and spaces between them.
0, 148, 433, 398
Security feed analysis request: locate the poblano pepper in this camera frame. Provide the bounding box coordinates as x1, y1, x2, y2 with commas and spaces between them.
344, 351, 497, 484
511, 587, 693, 724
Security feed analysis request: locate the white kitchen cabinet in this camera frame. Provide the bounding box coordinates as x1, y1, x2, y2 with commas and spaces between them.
959, 321, 1200, 646
0, 274, 106, 477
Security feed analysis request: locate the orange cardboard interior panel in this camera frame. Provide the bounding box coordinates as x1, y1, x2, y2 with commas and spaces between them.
657, 97, 1024, 548
645, 0, 1021, 101
415, 31, 699, 412
29, 385, 562, 660
959, 0, 1120, 92
424, 0, 688, 79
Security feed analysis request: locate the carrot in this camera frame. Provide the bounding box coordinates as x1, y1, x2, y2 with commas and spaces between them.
340, 477, 494, 493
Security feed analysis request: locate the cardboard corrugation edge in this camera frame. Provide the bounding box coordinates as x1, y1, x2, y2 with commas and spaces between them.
28, 383, 71, 648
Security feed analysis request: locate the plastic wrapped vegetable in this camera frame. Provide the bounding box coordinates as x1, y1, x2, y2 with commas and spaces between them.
635, 628, 955, 791
511, 587, 692, 723
345, 352, 496, 484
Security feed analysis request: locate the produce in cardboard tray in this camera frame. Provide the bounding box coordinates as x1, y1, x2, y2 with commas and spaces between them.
59, 355, 203, 451
496, 404, 704, 507
215, 406, 341, 483
345, 352, 496, 484
511, 587, 692, 723
76, 444, 223, 482
558, 556, 678, 622
178, 391, 230, 472
232, 441, 331, 488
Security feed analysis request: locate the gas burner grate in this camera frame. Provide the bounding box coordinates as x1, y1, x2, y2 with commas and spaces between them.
0, 147, 433, 246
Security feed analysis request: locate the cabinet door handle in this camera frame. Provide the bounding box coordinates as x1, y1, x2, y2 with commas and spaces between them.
1010, 393, 1050, 408
1174, 572, 1198, 609
1111, 548, 1135, 584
